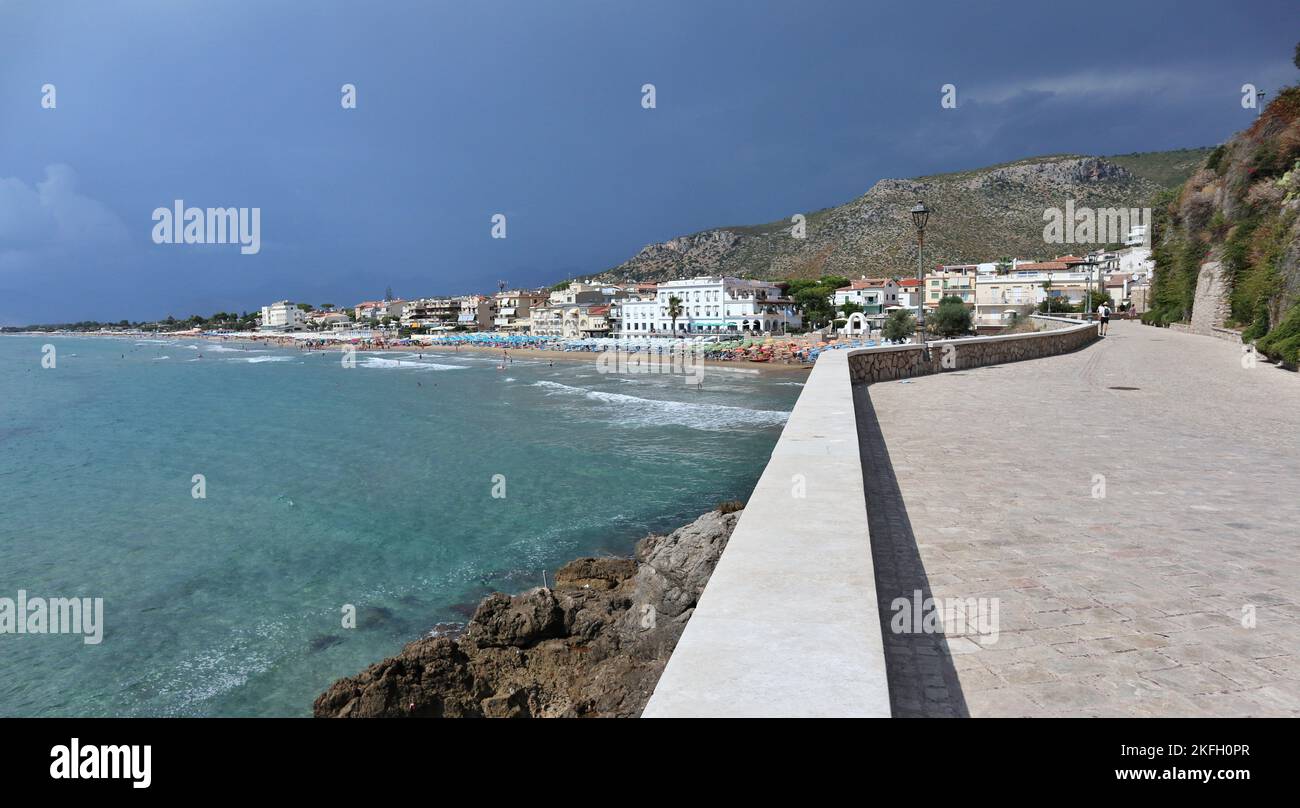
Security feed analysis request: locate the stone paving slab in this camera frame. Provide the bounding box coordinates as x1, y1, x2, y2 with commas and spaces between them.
859, 320, 1300, 716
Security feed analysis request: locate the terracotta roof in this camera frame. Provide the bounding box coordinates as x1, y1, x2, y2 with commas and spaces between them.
851, 278, 894, 289
1013, 262, 1070, 271
897, 278, 923, 287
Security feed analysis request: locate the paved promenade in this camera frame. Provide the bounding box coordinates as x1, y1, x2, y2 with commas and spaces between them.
858, 320, 1300, 716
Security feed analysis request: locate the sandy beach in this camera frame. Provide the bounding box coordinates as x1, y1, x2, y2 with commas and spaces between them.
71, 330, 820, 376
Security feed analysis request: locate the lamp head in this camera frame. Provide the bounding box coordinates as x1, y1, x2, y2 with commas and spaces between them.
910, 202, 930, 232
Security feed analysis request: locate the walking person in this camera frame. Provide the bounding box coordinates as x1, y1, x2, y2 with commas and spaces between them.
1097, 302, 1111, 336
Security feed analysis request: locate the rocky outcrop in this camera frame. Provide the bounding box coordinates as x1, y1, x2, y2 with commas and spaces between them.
312, 509, 740, 718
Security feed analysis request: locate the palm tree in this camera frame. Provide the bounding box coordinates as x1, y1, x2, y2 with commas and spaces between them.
667, 295, 684, 335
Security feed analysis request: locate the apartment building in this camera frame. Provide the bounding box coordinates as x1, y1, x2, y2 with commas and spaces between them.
354, 299, 405, 323
493, 289, 548, 331
619, 276, 800, 335
896, 277, 923, 310
973, 259, 1103, 326
833, 278, 900, 326
259, 300, 306, 332
530, 282, 630, 337
401, 297, 463, 330
457, 295, 494, 331
925, 264, 979, 309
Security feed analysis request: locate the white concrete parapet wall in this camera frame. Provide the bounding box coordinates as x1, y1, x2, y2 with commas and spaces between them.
642, 349, 891, 717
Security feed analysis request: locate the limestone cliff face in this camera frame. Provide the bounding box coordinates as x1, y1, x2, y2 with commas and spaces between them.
595, 154, 1182, 283
312, 509, 739, 718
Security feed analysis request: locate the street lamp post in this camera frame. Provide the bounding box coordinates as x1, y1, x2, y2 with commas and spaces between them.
910, 202, 930, 348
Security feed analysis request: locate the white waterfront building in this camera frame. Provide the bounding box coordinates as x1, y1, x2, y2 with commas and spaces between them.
617, 276, 800, 336
259, 300, 306, 332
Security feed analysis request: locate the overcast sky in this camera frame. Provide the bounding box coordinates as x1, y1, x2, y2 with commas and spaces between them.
1, 0, 1296, 324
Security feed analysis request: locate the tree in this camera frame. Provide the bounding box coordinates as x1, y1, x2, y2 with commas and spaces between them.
794, 286, 835, 329
785, 275, 849, 297
1083, 292, 1114, 314
840, 301, 865, 317
931, 295, 973, 337
882, 309, 915, 342
667, 295, 684, 333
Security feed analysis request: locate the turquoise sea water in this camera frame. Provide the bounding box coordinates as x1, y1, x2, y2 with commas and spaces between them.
0, 335, 801, 716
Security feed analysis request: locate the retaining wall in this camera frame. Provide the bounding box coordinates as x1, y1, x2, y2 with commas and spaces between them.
848, 317, 1099, 385
644, 317, 1099, 717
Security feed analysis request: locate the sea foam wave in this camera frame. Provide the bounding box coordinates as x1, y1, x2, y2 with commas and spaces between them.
532, 380, 788, 430
360, 357, 467, 371
191, 343, 264, 353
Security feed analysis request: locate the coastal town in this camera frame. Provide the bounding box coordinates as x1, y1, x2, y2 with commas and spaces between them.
31, 226, 1154, 364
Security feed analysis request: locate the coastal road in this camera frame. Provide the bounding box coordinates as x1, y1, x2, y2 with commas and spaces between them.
858, 320, 1300, 716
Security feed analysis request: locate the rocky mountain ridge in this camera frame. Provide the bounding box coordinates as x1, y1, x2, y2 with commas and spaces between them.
596, 150, 1207, 283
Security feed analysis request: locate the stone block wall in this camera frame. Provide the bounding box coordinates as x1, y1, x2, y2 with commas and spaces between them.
1188, 261, 1232, 336
848, 320, 1098, 385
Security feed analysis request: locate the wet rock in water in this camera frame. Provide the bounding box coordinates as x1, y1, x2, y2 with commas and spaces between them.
425, 622, 465, 640
448, 601, 480, 620
313, 507, 740, 718
357, 606, 394, 630
309, 634, 344, 653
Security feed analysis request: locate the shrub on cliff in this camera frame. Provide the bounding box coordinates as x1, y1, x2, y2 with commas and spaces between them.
1242, 310, 1270, 342
1256, 303, 1300, 366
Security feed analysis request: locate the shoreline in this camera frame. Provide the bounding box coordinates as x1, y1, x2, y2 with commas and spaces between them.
313, 505, 741, 718
23, 330, 816, 376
